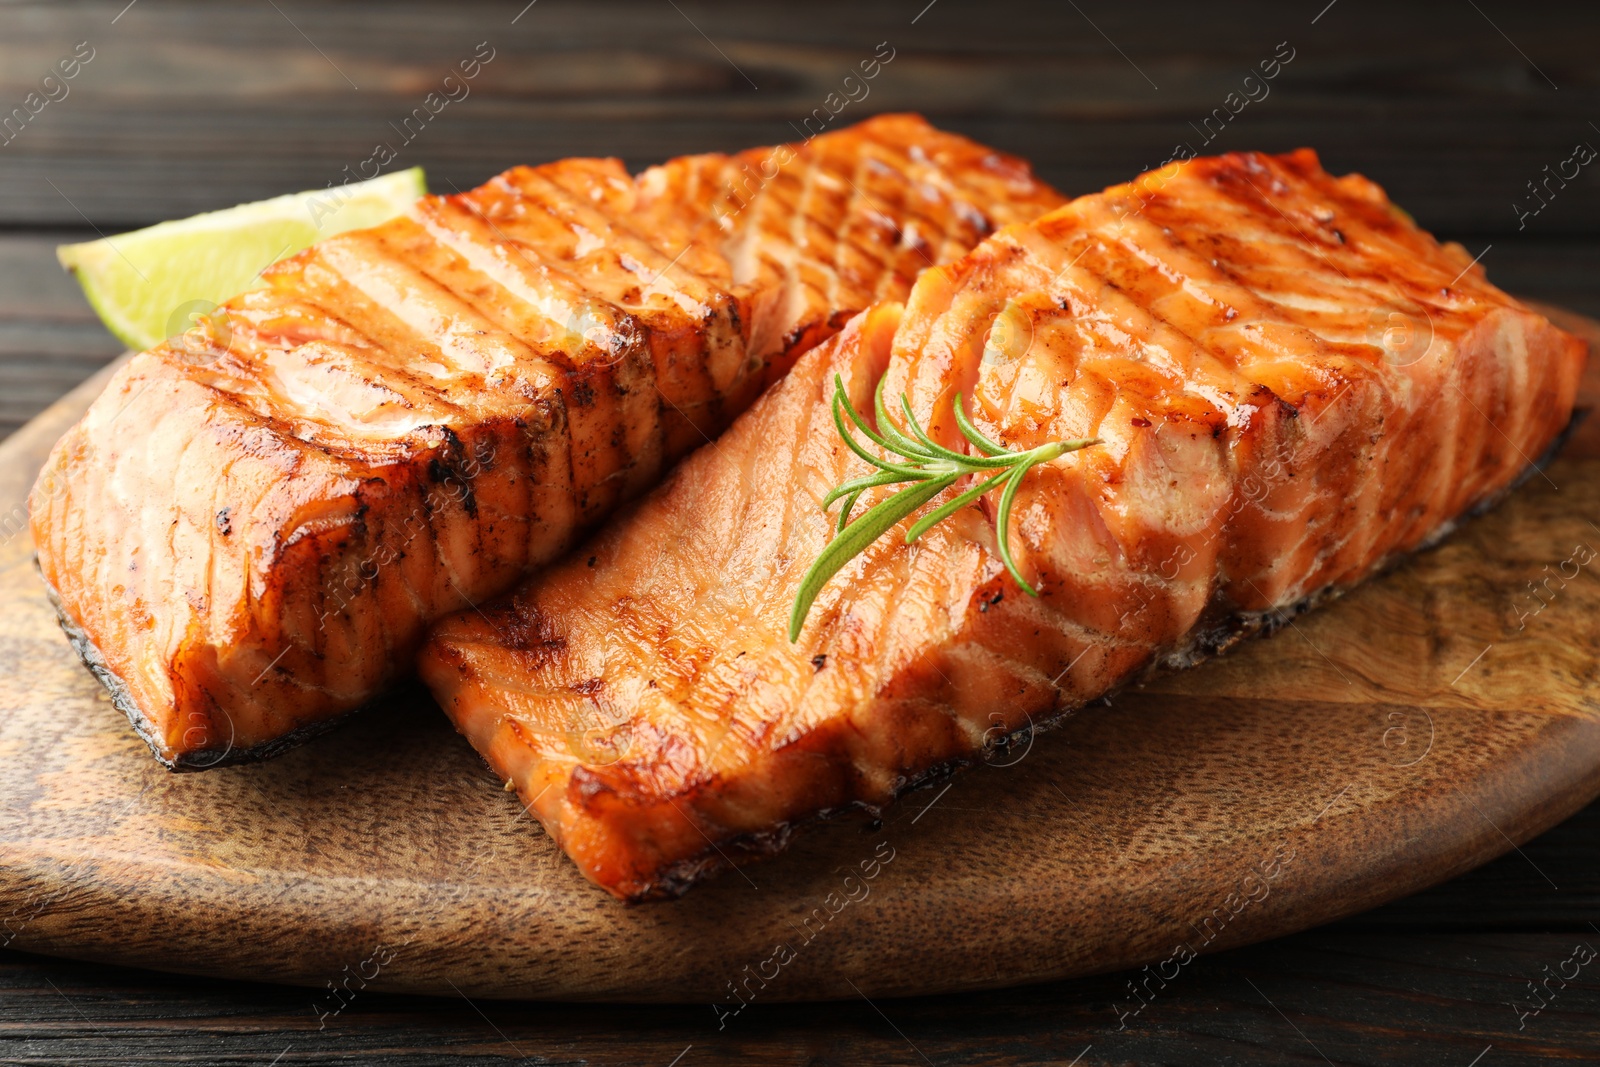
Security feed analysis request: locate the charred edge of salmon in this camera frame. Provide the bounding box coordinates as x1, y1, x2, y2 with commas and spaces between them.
617, 407, 1589, 903
37, 564, 358, 771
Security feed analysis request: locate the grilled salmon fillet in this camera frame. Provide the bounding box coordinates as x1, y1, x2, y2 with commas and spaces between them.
419, 149, 1587, 901
31, 114, 1064, 768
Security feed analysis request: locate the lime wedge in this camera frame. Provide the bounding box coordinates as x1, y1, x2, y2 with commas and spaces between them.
57, 167, 427, 351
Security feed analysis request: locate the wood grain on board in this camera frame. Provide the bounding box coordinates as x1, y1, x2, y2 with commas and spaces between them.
0, 301, 1594, 1002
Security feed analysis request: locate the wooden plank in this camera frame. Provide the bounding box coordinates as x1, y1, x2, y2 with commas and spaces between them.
0, 2, 1595, 231
1478, 241, 1600, 322
1, 931, 1596, 1064
0, 233, 123, 440
0, 233, 110, 322
1342, 798, 1600, 929
8, 109, 1600, 234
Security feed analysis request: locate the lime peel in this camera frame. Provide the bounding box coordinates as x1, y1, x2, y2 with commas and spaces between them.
57, 167, 427, 351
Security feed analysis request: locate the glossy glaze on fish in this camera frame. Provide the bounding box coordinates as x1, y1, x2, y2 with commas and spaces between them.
419, 149, 1587, 900
31, 115, 1064, 768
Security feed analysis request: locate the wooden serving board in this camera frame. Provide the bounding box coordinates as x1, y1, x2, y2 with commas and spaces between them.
3, 307, 1600, 1004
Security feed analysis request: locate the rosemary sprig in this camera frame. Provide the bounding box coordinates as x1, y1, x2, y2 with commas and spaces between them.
787, 374, 1099, 642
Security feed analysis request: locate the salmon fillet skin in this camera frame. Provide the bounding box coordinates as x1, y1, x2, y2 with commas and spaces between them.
30, 115, 1065, 769
419, 149, 1588, 902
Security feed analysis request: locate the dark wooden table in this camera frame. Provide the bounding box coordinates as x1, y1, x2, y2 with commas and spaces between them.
3, 1, 1599, 1062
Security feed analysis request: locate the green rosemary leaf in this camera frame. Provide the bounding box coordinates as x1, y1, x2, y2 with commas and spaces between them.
789, 474, 956, 642
831, 388, 928, 478
788, 375, 1102, 642
872, 375, 940, 460
831, 375, 902, 456
838, 374, 940, 464
823, 468, 918, 511
994, 455, 1041, 596
835, 489, 864, 534
952, 392, 1010, 456
904, 467, 1011, 544
896, 392, 978, 466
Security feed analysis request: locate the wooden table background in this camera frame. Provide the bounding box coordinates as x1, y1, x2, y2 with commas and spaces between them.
3, 1, 1599, 1062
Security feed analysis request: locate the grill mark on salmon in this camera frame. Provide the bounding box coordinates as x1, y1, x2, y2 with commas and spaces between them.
419, 149, 1587, 901
31, 114, 1065, 769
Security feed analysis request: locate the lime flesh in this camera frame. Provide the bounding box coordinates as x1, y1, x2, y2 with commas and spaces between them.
57, 167, 427, 351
